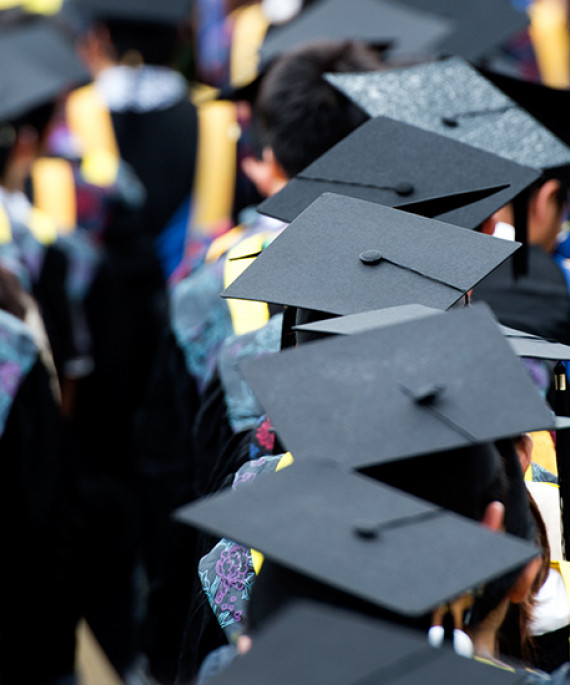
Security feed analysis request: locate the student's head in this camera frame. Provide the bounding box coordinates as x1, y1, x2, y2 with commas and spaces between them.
370, 439, 540, 626
0, 102, 57, 189
486, 177, 569, 254
250, 439, 540, 636
253, 40, 382, 181
84, 19, 180, 68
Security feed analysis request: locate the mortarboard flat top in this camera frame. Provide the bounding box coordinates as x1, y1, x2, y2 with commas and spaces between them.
294, 304, 444, 336
258, 0, 454, 69
479, 67, 570, 148
207, 601, 528, 685
224, 194, 519, 315
238, 303, 555, 469
257, 115, 541, 228
69, 0, 192, 24
176, 460, 539, 617
501, 326, 570, 361
397, 0, 529, 63
293, 305, 570, 361
0, 16, 89, 123
326, 57, 570, 179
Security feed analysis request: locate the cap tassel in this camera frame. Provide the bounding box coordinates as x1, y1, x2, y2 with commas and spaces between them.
513, 189, 529, 278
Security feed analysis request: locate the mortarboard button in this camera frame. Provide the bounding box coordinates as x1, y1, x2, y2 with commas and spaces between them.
394, 181, 415, 196
359, 250, 383, 266
176, 460, 539, 617
402, 382, 444, 406
352, 519, 380, 540
225, 194, 520, 315
327, 57, 570, 181
258, 115, 542, 228
236, 302, 555, 469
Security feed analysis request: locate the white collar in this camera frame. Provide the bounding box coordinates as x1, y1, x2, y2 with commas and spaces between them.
96, 65, 188, 113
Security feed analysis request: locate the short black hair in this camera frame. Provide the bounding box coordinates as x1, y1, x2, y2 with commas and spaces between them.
255, 40, 383, 178
103, 19, 181, 66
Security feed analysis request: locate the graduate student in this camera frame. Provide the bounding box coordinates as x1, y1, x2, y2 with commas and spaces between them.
178, 304, 554, 680
323, 58, 570, 344
134, 39, 383, 684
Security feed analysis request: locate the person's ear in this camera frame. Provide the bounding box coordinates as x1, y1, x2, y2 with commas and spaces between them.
531, 179, 561, 224
528, 179, 565, 252
480, 500, 504, 532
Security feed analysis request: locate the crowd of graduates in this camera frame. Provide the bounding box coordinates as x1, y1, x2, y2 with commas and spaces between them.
6, 0, 570, 684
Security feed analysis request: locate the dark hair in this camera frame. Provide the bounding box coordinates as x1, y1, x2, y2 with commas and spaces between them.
0, 102, 58, 178
255, 40, 382, 177
250, 440, 537, 635
103, 19, 181, 66
364, 442, 508, 523
0, 265, 27, 321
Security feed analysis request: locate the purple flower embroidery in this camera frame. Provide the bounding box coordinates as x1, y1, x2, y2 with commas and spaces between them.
232, 471, 256, 490
1, 360, 21, 395
214, 544, 249, 605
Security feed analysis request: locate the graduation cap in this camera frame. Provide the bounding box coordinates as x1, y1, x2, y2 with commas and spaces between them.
501, 326, 570, 361
206, 601, 530, 685
0, 16, 89, 124
479, 67, 570, 149
471, 244, 570, 344
258, 0, 454, 69
294, 304, 570, 362
176, 460, 539, 618
397, 0, 529, 64
235, 303, 555, 470
293, 304, 444, 337
68, 0, 192, 24
257, 115, 541, 229
326, 57, 570, 182
224, 194, 519, 315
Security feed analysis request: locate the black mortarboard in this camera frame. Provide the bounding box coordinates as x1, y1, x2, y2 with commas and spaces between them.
257, 116, 541, 229
293, 305, 570, 362
207, 601, 529, 685
501, 326, 570, 361
294, 304, 443, 337
224, 194, 519, 314
258, 0, 454, 69
397, 0, 529, 64
471, 244, 570, 344
236, 303, 555, 469
0, 16, 89, 124
68, 0, 192, 24
326, 57, 570, 181
176, 460, 539, 617
479, 67, 570, 150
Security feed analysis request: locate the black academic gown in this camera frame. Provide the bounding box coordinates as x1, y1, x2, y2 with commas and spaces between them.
0, 355, 78, 685
472, 245, 570, 344
72, 97, 199, 676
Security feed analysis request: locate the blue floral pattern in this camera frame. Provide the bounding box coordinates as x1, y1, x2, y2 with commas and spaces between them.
0, 309, 38, 438
198, 454, 284, 642
218, 313, 283, 433
171, 259, 233, 393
